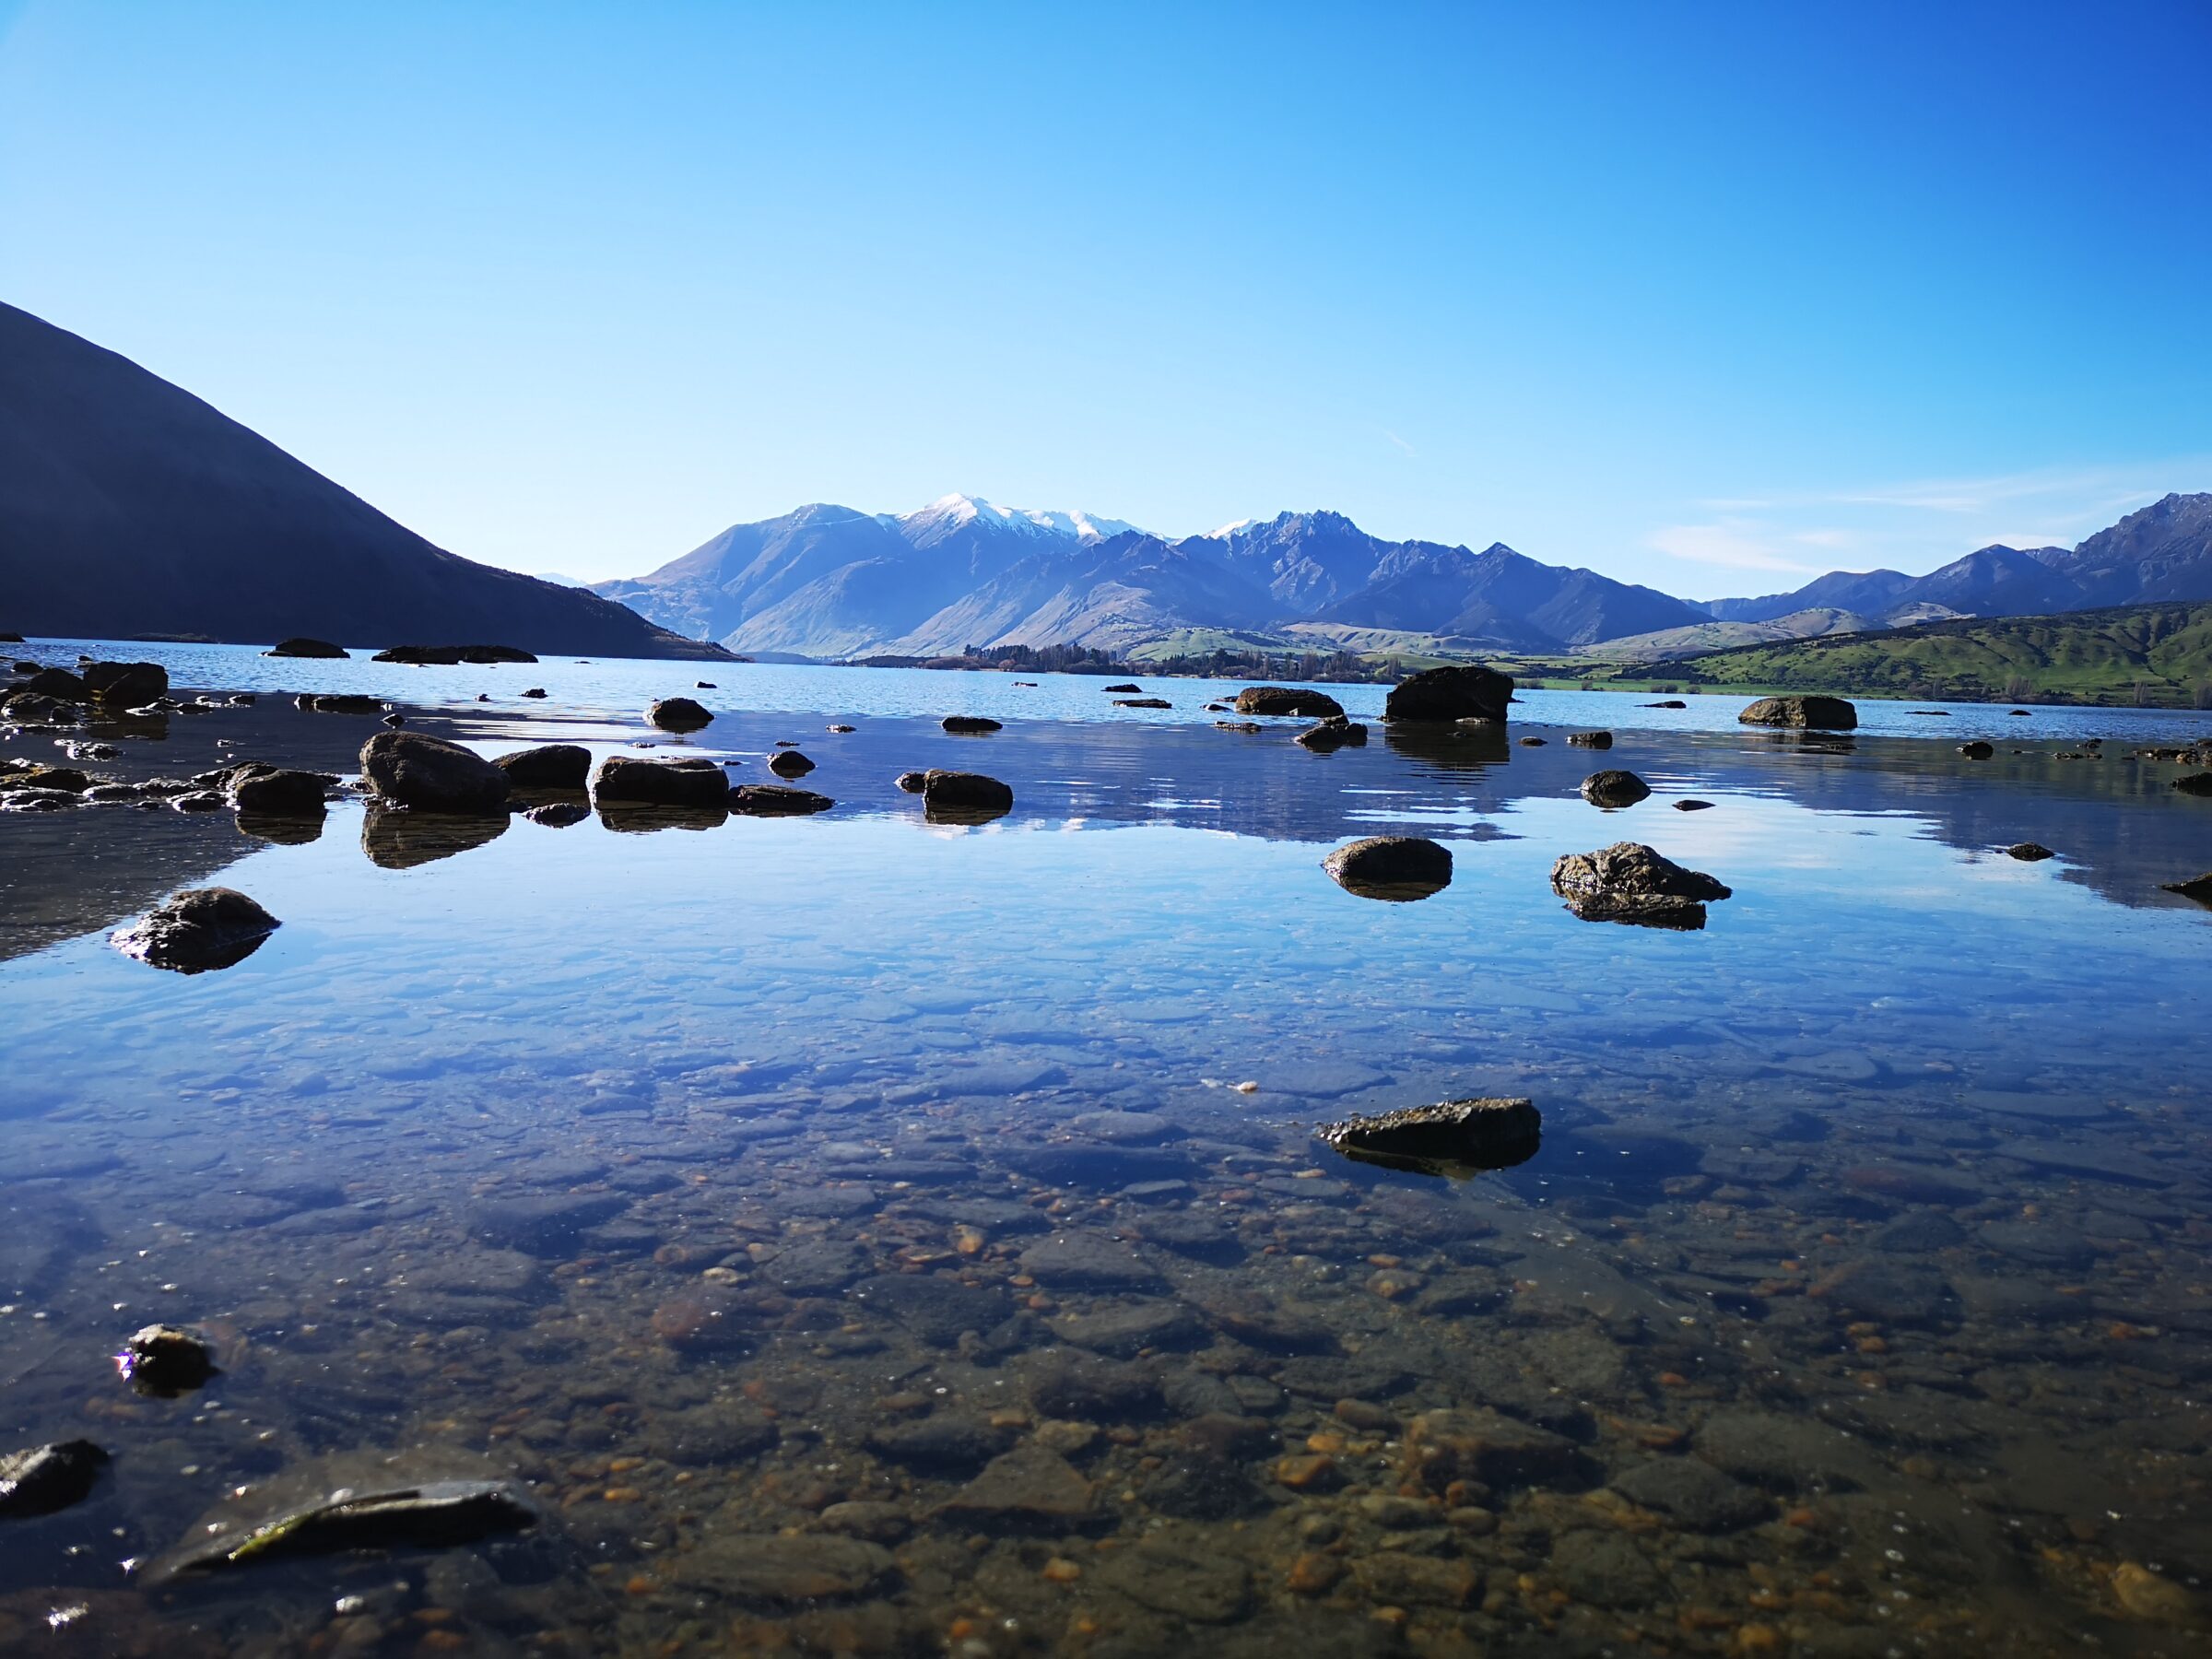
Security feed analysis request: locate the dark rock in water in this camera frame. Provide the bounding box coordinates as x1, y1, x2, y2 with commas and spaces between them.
1316, 1097, 1540, 1177
8, 764, 92, 793
1402, 1408, 1575, 1492
298, 692, 383, 714
1673, 798, 1714, 811
1297, 716, 1368, 750
230, 768, 329, 817
730, 784, 833, 816
1580, 769, 1649, 806
921, 769, 1012, 820
1050, 1300, 1204, 1356
849, 1274, 1013, 1347
1868, 1210, 1968, 1252
1018, 1233, 1166, 1290
865, 1415, 1015, 1471
1104, 682, 1142, 693
1644, 699, 1687, 709
1237, 685, 1345, 718
941, 714, 1002, 734
1739, 694, 1857, 730
2162, 871, 2212, 905
19, 666, 88, 699
1097, 1542, 1253, 1623
667, 1534, 895, 1602
1609, 1457, 1767, 1531
2006, 842, 2054, 862
171, 790, 227, 812
2172, 771, 2212, 796
894, 770, 927, 793
939, 1447, 1094, 1523
524, 801, 590, 828
117, 1324, 219, 1396
767, 748, 816, 778
165, 1480, 537, 1573
112, 888, 279, 972
1215, 719, 1264, 733
265, 637, 347, 658
372, 644, 536, 665
361, 731, 510, 813
591, 753, 727, 807
1384, 665, 1512, 724
1567, 730, 1613, 748
0, 1440, 108, 1518
1958, 741, 1994, 759
1115, 697, 1173, 709
696, 680, 716, 688
644, 1405, 777, 1465
520, 686, 547, 698
1517, 735, 1546, 745
1809, 1258, 1955, 1326
646, 696, 712, 732
1140, 1453, 1271, 1520
471, 1192, 629, 1255
1323, 835, 1452, 900
827, 722, 854, 732
494, 743, 591, 792
81, 660, 167, 703
1550, 841, 1731, 929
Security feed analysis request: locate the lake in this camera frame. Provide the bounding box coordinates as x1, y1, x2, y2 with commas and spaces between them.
2, 641, 2209, 1656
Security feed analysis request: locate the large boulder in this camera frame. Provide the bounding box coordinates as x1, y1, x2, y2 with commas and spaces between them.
647, 697, 713, 732
942, 715, 1003, 734
264, 637, 347, 658
1550, 841, 1732, 929
1234, 686, 1344, 719
1297, 717, 1368, 751
360, 732, 510, 813
591, 754, 729, 808
1384, 665, 1512, 724
80, 661, 167, 703
1738, 695, 1857, 730
111, 888, 280, 972
768, 750, 816, 778
229, 768, 330, 817
1317, 1097, 1540, 1176
0, 1441, 109, 1517
18, 666, 87, 700
1580, 770, 1651, 807
494, 744, 592, 792
1323, 836, 1452, 900
921, 771, 1013, 815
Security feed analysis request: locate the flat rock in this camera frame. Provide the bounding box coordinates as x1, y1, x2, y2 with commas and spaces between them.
1018, 1232, 1165, 1289
668, 1534, 894, 1602
939, 1447, 1093, 1522
1610, 1456, 1767, 1530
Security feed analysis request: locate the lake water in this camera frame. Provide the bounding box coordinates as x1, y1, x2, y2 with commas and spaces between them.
2, 641, 2209, 1656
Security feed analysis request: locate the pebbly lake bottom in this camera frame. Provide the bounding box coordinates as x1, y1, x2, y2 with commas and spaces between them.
1, 692, 2210, 1655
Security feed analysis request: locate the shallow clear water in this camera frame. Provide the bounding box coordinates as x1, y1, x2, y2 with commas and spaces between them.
2, 649, 2209, 1656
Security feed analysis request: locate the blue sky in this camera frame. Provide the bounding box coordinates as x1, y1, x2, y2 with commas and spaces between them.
3, 3, 2207, 594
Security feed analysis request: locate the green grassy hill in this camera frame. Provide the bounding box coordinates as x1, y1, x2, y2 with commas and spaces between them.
1677, 600, 2212, 706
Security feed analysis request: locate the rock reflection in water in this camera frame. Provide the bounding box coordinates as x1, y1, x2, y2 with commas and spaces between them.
360, 806, 509, 868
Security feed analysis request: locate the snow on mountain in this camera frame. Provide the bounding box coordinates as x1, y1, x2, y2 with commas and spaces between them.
893, 493, 1138, 545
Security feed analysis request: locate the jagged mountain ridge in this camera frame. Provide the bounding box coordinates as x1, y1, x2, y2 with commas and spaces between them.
0, 300, 722, 657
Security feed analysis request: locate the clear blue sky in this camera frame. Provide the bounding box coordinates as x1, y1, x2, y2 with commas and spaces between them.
4, 2, 2207, 595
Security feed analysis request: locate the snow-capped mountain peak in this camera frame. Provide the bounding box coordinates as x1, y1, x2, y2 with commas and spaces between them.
896, 493, 1138, 545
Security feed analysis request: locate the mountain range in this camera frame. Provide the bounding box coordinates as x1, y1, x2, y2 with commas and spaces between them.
0, 302, 721, 657
600, 489, 2212, 662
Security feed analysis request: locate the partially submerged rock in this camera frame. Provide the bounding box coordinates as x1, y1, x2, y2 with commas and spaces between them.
361, 732, 510, 813
2006, 842, 2055, 862
264, 637, 347, 658
2161, 872, 2212, 906
2173, 771, 2212, 797
894, 770, 928, 793
494, 744, 591, 792
1550, 841, 1732, 929
297, 693, 383, 714
1104, 682, 1142, 693
1580, 769, 1650, 807
1323, 836, 1452, 900
1236, 686, 1345, 718
591, 753, 728, 808
730, 784, 833, 816
117, 1324, 218, 1397
0, 1441, 109, 1518
80, 661, 167, 704
1383, 665, 1512, 724
767, 749, 816, 778
1296, 716, 1368, 750
112, 888, 280, 972
647, 696, 713, 732
921, 770, 1012, 821
372, 644, 536, 665
942, 714, 1003, 734
163, 1480, 537, 1574
1567, 730, 1613, 748
1958, 741, 1994, 759
1739, 694, 1857, 730
1316, 1097, 1540, 1177
229, 767, 330, 817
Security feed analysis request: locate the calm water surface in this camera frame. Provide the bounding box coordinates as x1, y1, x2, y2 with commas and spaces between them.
2, 644, 2209, 1656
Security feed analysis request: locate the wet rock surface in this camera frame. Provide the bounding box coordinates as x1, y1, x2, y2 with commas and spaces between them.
1322, 834, 1452, 900
1236, 686, 1345, 718
360, 730, 510, 813
0, 1441, 108, 1518
110, 886, 279, 971
1580, 767, 1649, 806
646, 696, 712, 732
1739, 693, 1859, 729
1549, 841, 1733, 928
494, 743, 592, 792
1382, 665, 1512, 723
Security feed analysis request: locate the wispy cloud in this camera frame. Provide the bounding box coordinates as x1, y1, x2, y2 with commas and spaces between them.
1648, 522, 1825, 575
1382, 428, 1418, 457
